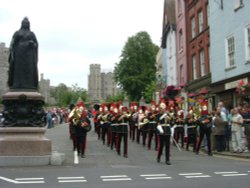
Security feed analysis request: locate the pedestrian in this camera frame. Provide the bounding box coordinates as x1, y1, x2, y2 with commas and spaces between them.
217, 101, 230, 151
242, 106, 250, 150
46, 110, 52, 129
231, 107, 244, 153
213, 110, 227, 152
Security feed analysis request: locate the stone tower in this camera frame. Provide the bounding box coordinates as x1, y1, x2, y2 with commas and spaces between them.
0, 43, 9, 97
88, 64, 102, 102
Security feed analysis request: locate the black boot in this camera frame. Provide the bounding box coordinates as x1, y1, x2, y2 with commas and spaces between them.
157, 156, 160, 163
165, 160, 171, 165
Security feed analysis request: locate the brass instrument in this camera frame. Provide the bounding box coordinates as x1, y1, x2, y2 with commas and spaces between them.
118, 111, 131, 121
68, 107, 84, 126
100, 113, 110, 124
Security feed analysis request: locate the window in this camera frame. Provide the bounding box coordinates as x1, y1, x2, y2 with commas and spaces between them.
191, 17, 195, 39
192, 55, 197, 80
179, 29, 183, 51
226, 36, 235, 67
234, 0, 244, 11
180, 64, 184, 84
198, 10, 203, 33
245, 26, 250, 61
199, 49, 205, 76
178, 0, 182, 15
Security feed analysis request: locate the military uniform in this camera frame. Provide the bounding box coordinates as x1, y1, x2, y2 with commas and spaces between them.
156, 99, 172, 165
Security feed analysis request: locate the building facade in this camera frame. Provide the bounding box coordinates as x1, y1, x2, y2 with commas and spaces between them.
184, 0, 211, 95
88, 64, 102, 102
175, 0, 188, 86
39, 73, 51, 104
88, 64, 119, 102
209, 0, 250, 108
0, 43, 9, 97
101, 72, 119, 100
161, 0, 177, 86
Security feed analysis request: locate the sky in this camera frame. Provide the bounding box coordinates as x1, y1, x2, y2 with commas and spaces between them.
0, 0, 164, 89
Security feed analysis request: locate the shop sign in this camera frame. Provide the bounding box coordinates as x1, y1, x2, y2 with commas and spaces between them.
225, 78, 248, 90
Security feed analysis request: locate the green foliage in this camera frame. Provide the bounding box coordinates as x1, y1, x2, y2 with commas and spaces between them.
144, 81, 157, 103
114, 31, 159, 101
50, 83, 87, 107
105, 92, 125, 103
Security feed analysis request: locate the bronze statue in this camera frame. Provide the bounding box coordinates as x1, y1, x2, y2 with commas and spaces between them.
0, 17, 45, 127
8, 17, 38, 90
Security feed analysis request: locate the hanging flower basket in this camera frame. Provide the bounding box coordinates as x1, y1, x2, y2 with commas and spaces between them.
236, 80, 250, 96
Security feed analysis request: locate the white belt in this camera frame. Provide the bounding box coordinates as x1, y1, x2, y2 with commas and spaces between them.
188, 126, 196, 128
159, 124, 170, 127
119, 123, 128, 126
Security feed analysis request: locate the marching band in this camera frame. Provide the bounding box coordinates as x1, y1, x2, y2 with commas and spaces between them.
67, 97, 213, 165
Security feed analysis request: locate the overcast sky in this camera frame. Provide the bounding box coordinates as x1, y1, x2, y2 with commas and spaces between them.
0, 0, 164, 89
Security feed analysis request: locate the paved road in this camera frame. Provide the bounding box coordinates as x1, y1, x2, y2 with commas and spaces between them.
0, 123, 250, 188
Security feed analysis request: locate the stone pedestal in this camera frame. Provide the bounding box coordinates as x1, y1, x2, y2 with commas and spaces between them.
0, 127, 52, 166
2, 91, 45, 127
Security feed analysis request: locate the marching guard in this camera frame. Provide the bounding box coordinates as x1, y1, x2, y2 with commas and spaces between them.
185, 107, 198, 152
68, 99, 91, 158
94, 104, 102, 140
99, 103, 111, 146
156, 99, 172, 165
175, 106, 185, 148
129, 102, 138, 141
116, 106, 130, 158
195, 100, 213, 156
110, 103, 118, 150
147, 101, 158, 150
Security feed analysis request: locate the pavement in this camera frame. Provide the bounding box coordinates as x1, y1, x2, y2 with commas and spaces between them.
45, 123, 250, 166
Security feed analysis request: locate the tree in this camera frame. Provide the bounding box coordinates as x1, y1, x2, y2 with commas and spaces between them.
114, 31, 159, 101
50, 83, 87, 107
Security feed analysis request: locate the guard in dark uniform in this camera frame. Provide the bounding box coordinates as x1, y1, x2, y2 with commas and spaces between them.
110, 103, 118, 150
116, 106, 130, 158
100, 103, 111, 146
185, 107, 198, 152
147, 101, 158, 150
93, 104, 101, 140
175, 106, 185, 148
129, 102, 138, 141
69, 99, 91, 158
196, 100, 213, 156
156, 99, 172, 165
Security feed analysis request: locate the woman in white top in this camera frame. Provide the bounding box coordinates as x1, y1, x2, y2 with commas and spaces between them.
231, 108, 244, 153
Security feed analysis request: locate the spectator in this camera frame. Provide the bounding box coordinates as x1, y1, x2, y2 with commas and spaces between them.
241, 106, 250, 151
217, 101, 230, 151
231, 108, 244, 153
214, 110, 227, 152
46, 110, 52, 129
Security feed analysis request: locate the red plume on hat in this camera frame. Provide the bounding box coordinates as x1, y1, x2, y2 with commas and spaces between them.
76, 97, 84, 108
111, 103, 118, 114
150, 100, 156, 112
101, 103, 108, 113
159, 98, 166, 109
122, 106, 128, 112
201, 100, 208, 115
